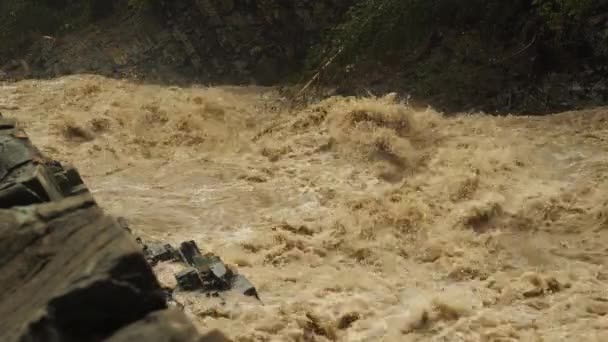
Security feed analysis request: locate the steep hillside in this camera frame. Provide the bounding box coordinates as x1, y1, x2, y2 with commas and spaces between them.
1, 0, 351, 85
3, 0, 607, 114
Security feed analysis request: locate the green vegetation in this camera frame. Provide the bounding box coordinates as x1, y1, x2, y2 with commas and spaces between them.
304, 0, 608, 112
310, 0, 604, 70
534, 0, 594, 35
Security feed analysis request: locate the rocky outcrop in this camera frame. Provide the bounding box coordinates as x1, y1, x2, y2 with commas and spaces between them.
1, 0, 353, 85
157, 0, 352, 84
0, 113, 228, 341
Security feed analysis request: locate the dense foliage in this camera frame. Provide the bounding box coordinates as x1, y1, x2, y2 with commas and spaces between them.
308, 0, 607, 71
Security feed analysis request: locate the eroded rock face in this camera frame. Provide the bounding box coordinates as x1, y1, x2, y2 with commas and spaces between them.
0, 115, 230, 341
0, 196, 231, 342
2, 0, 353, 85
153, 0, 353, 84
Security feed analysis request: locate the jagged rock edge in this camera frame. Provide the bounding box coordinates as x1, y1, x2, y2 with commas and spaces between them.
0, 116, 230, 341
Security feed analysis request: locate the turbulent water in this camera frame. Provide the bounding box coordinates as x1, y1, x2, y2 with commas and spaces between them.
2, 74, 608, 341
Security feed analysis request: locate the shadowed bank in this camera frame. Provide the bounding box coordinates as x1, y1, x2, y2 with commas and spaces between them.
2, 0, 608, 115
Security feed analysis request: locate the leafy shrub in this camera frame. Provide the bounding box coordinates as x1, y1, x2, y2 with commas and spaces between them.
533, 0, 594, 36
308, 0, 603, 71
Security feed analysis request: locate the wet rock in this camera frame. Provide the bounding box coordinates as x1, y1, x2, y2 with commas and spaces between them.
176, 268, 204, 291
180, 249, 260, 299
194, 254, 234, 292
206, 255, 232, 283
0, 158, 65, 209
232, 274, 260, 300
46, 161, 90, 198
0, 112, 230, 341
129, 234, 260, 301
0, 195, 200, 342
143, 243, 180, 266
179, 240, 203, 266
